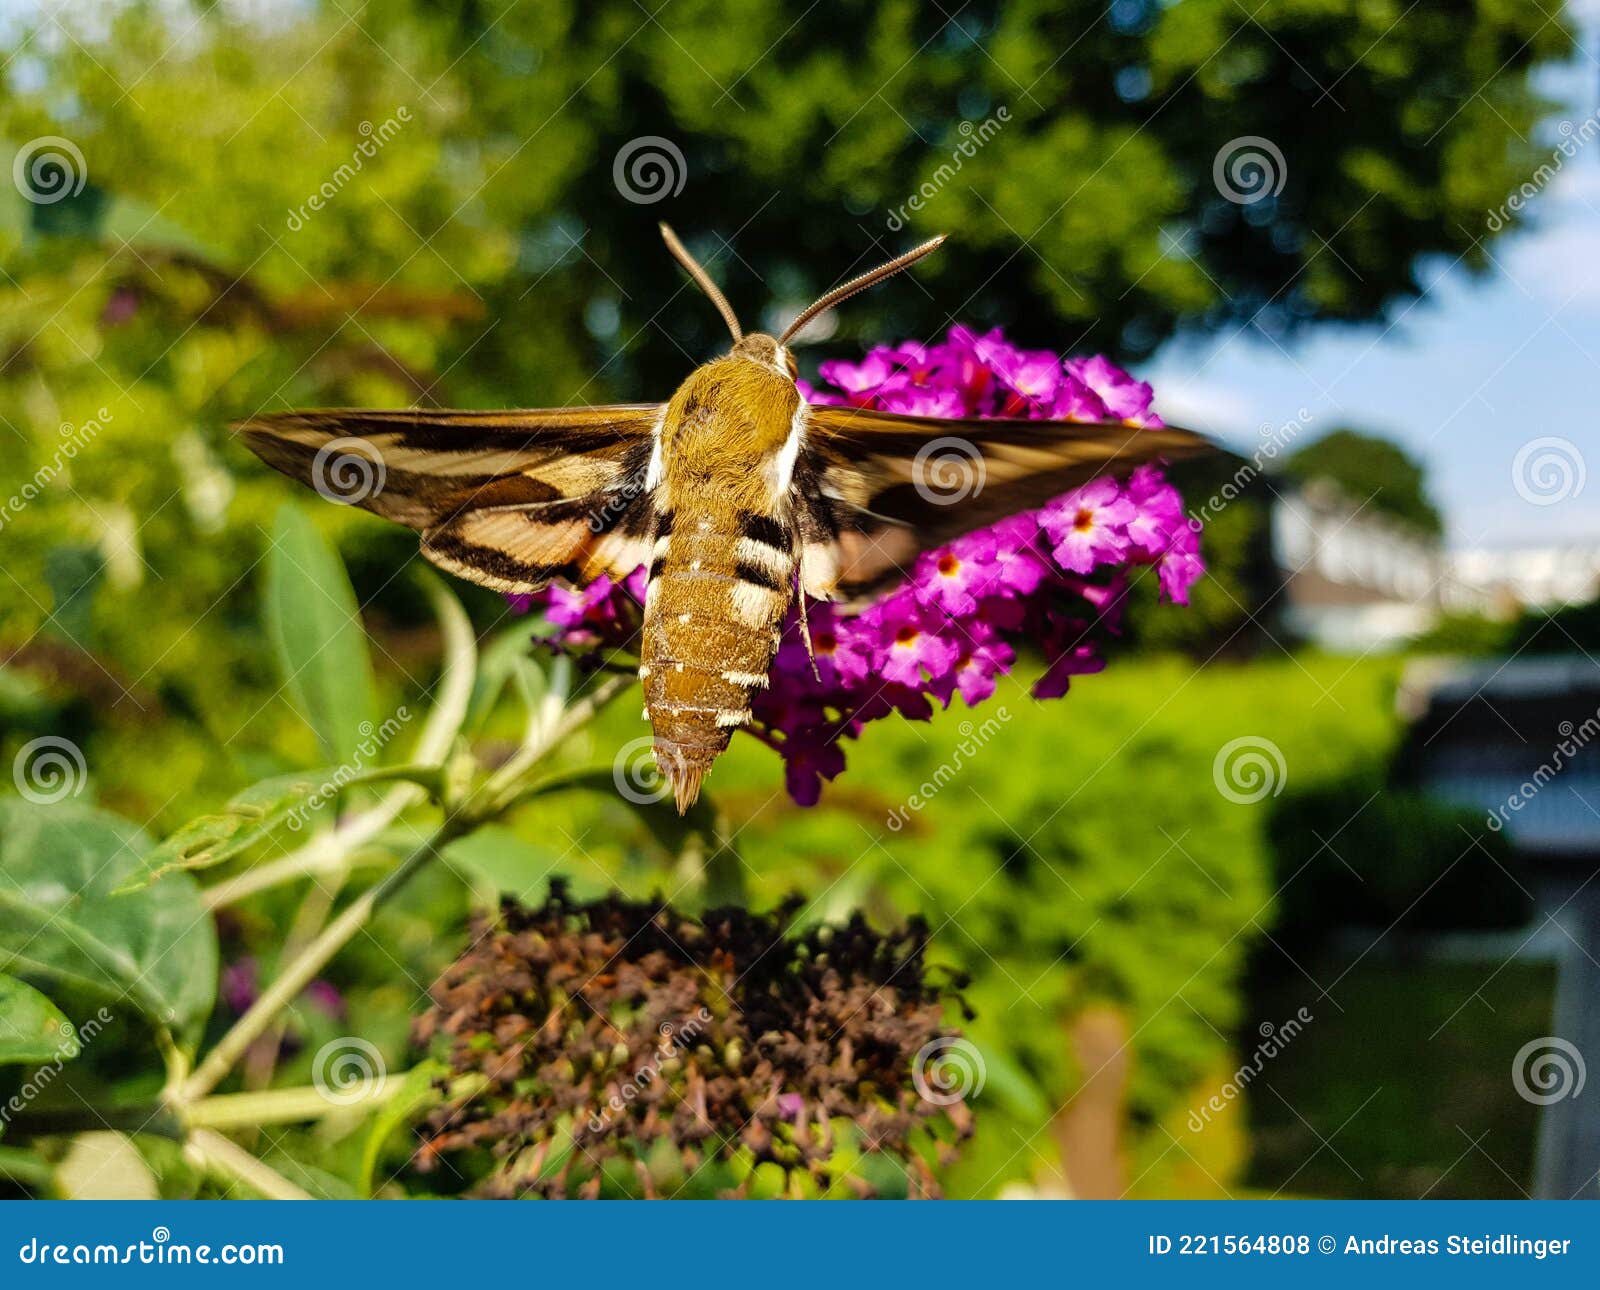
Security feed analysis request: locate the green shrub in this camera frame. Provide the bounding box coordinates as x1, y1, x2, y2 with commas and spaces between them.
1267, 779, 1530, 939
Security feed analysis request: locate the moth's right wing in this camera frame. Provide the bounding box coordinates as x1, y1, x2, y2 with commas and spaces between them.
798, 406, 1213, 602
234, 405, 666, 593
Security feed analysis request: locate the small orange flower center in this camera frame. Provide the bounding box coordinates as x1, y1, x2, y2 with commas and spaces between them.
937, 553, 961, 577
1073, 507, 1095, 532
894, 625, 920, 647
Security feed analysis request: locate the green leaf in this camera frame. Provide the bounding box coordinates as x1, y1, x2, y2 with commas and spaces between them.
0, 799, 217, 1032
117, 764, 444, 893
0, 1144, 53, 1190
441, 826, 562, 901
465, 625, 547, 733
520, 768, 732, 861
264, 504, 379, 768
973, 1046, 1051, 1123
357, 1060, 447, 1197
0, 974, 76, 1066
259, 1152, 359, 1200
118, 770, 330, 894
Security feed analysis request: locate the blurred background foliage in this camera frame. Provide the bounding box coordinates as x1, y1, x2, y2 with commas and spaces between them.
0, 0, 1578, 1198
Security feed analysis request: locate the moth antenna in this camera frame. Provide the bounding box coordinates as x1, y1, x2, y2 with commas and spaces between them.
659, 222, 743, 342
778, 234, 947, 345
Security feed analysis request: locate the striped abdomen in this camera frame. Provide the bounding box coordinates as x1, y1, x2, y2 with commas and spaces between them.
641, 510, 795, 811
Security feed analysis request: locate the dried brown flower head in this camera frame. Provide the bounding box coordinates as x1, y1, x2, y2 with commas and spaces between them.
413, 880, 973, 1198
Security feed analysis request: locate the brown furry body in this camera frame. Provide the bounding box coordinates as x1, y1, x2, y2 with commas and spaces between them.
640, 342, 803, 810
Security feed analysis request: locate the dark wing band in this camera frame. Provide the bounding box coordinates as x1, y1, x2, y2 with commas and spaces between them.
234, 404, 665, 593
800, 405, 1213, 600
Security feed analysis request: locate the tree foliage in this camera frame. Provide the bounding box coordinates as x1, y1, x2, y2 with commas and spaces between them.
1285, 426, 1445, 535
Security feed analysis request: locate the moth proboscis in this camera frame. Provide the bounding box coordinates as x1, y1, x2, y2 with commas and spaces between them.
237, 225, 1213, 811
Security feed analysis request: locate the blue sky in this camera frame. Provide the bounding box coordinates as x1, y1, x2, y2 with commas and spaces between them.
1148, 9, 1599, 551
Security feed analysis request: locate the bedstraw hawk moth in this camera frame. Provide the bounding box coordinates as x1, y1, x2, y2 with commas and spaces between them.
237, 226, 1210, 811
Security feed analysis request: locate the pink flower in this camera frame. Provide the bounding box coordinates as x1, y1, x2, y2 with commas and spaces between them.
913, 531, 999, 617
994, 348, 1065, 409
782, 737, 846, 806
795, 377, 844, 407
947, 629, 1015, 706
516, 326, 1204, 805
1066, 355, 1162, 427
874, 592, 960, 686
818, 350, 900, 402
1041, 479, 1137, 573
881, 385, 967, 418
1034, 641, 1105, 700
1159, 542, 1206, 605
1051, 375, 1111, 423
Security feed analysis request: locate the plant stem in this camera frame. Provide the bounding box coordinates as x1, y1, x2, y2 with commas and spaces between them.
186, 1080, 399, 1130
4, 1104, 182, 1141
185, 1129, 312, 1200
202, 841, 391, 909
702, 832, 748, 907
475, 673, 631, 816
180, 824, 462, 1104
241, 871, 347, 1103
181, 665, 633, 1106
0, 1146, 53, 1189
202, 574, 476, 910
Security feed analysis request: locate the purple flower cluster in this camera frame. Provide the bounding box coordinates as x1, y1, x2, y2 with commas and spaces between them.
522, 327, 1203, 806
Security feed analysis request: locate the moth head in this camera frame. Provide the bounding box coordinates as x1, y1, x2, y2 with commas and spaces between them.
732, 332, 799, 381
658, 223, 947, 363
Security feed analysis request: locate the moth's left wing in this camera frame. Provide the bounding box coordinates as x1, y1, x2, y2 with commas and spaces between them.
799, 405, 1212, 600
235, 404, 665, 593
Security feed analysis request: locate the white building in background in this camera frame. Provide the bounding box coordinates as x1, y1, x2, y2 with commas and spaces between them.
1271, 482, 1442, 651
1269, 481, 1600, 652
1444, 545, 1600, 617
